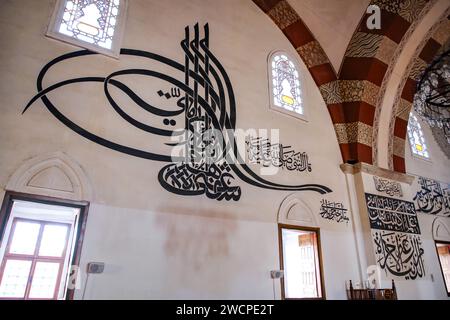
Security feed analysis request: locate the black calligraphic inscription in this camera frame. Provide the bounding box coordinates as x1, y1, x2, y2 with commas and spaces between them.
413, 177, 450, 216
319, 199, 349, 224
373, 231, 425, 280
23, 24, 332, 201
365, 193, 420, 234
245, 136, 312, 172
373, 176, 403, 197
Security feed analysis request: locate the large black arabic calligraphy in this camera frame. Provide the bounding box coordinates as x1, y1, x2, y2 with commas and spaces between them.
365, 193, 420, 234
413, 177, 450, 217
373, 176, 403, 197
246, 135, 312, 172
373, 231, 425, 280
23, 24, 332, 201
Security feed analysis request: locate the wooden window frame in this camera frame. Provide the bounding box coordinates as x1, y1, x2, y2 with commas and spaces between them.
278, 224, 326, 300
434, 240, 450, 297
0, 191, 89, 300
0, 218, 71, 299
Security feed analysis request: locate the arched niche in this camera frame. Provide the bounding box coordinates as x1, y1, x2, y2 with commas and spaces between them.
432, 217, 450, 242
6, 152, 93, 201
277, 193, 317, 227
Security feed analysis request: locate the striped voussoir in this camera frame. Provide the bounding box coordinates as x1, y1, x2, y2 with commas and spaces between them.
390, 15, 450, 172
252, 0, 435, 170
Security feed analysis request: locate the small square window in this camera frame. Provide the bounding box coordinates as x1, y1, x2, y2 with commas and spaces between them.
46, 0, 128, 58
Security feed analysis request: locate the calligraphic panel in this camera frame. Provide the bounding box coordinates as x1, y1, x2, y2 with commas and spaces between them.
413, 177, 450, 217
373, 231, 425, 280
365, 193, 420, 234
245, 136, 311, 172
373, 176, 403, 197
365, 193, 426, 280
318, 199, 349, 224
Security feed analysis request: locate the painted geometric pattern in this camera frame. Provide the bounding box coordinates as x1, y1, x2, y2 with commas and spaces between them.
333, 123, 349, 144
408, 57, 427, 81
320, 80, 379, 106
433, 19, 450, 45
319, 81, 341, 104
296, 41, 329, 68
267, 0, 299, 30
395, 98, 413, 121
345, 33, 383, 58
371, 0, 402, 14
393, 136, 406, 157
398, 0, 428, 23
376, 37, 398, 65
334, 122, 373, 145
345, 32, 398, 67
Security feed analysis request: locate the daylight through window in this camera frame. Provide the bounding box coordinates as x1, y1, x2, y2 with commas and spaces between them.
280, 227, 324, 299
407, 113, 429, 159
270, 53, 304, 117
47, 0, 126, 57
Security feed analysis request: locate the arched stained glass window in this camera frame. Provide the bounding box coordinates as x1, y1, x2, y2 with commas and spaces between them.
407, 113, 430, 159
47, 0, 127, 58
269, 52, 305, 119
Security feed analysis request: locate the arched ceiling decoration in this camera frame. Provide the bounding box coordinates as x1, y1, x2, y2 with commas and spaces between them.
252, 0, 443, 171
389, 15, 450, 172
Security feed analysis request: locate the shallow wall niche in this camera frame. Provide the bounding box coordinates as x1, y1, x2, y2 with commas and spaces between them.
432, 217, 450, 242
6, 152, 92, 201
277, 193, 317, 227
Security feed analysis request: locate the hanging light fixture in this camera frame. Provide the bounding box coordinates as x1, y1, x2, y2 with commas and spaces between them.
413, 49, 450, 143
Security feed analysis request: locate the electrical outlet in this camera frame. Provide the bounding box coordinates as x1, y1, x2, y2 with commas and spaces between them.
270, 270, 284, 279
87, 262, 105, 274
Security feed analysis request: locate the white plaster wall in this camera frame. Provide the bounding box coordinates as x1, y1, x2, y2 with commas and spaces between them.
0, 0, 360, 299
74, 203, 357, 300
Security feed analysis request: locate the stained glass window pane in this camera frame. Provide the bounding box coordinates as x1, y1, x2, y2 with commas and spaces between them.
57, 0, 121, 49
270, 53, 303, 115
407, 113, 429, 158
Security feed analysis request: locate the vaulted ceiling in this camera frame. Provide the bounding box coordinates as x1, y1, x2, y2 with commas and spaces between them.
287, 0, 371, 72
252, 0, 450, 173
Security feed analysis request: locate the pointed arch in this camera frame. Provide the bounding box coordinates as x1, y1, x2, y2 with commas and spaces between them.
6, 152, 93, 201
252, 0, 443, 171
387, 14, 450, 172
277, 193, 318, 227
432, 217, 450, 242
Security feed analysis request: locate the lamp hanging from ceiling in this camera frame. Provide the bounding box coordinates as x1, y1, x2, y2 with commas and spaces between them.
413, 49, 450, 143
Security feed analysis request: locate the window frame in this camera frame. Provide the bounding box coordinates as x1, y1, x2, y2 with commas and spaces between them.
267, 50, 309, 122
0, 191, 89, 300
434, 240, 450, 297
278, 224, 326, 300
46, 0, 128, 59
0, 218, 71, 299
407, 113, 431, 162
